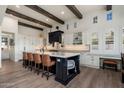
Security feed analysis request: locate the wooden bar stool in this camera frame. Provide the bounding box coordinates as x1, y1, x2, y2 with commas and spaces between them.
42, 54, 55, 80
27, 52, 34, 71
103, 59, 118, 71
121, 53, 124, 83
121, 53, 124, 69
34, 53, 42, 75
23, 52, 28, 68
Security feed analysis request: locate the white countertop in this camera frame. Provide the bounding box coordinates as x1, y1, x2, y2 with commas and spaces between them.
44, 44, 90, 52
37, 51, 80, 58
87, 53, 121, 60
100, 56, 121, 60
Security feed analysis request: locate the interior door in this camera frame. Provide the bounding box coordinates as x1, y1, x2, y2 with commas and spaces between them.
1, 36, 9, 60
1, 33, 15, 61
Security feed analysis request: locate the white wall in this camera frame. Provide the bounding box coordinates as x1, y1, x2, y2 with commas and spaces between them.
1, 16, 18, 61
44, 5, 124, 67
1, 16, 43, 62
0, 26, 2, 68
46, 6, 124, 55
2, 16, 18, 33
18, 26, 43, 60
0, 5, 7, 68
72, 6, 124, 66
0, 6, 7, 25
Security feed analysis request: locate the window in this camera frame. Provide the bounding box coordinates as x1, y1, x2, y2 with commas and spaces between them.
2, 37, 8, 46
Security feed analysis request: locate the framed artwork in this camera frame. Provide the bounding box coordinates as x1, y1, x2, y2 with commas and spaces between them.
93, 16, 98, 24
73, 32, 82, 45
107, 11, 112, 21
105, 30, 114, 50
91, 32, 99, 50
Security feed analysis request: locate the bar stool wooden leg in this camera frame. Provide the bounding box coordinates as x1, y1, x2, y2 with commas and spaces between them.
115, 65, 117, 71
28, 61, 30, 70
34, 63, 37, 73
26, 60, 28, 68
30, 61, 32, 71
103, 63, 105, 69
30, 61, 33, 71
37, 64, 40, 75
23, 60, 24, 67
42, 66, 44, 77
47, 67, 49, 80
23, 60, 26, 68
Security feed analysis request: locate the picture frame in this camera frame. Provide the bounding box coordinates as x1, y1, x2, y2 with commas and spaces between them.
73, 32, 82, 45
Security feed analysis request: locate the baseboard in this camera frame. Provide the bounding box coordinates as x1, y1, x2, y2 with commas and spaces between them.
18, 59, 23, 62
18, 59, 23, 61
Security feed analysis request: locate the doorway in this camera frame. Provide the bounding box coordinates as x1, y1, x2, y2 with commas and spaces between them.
1, 32, 15, 61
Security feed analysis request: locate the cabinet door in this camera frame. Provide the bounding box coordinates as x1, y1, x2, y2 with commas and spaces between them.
91, 56, 100, 68
56, 58, 63, 80
90, 56, 94, 65
82, 55, 100, 68
85, 55, 92, 66
80, 54, 85, 65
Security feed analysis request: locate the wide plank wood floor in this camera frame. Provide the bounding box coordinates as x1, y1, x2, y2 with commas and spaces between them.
0, 60, 123, 88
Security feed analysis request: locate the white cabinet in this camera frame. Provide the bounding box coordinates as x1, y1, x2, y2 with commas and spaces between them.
91, 55, 99, 68
84, 55, 91, 66
82, 54, 100, 68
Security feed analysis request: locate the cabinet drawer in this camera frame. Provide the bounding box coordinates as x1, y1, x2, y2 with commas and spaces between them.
84, 55, 99, 68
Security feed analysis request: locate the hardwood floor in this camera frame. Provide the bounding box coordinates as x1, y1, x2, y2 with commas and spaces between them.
0, 60, 123, 88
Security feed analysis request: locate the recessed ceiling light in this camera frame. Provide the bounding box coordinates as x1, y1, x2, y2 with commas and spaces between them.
61, 11, 65, 15
46, 19, 49, 21
16, 5, 20, 8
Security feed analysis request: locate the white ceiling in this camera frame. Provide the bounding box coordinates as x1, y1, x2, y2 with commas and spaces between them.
76, 5, 105, 14
38, 5, 76, 21
7, 5, 105, 29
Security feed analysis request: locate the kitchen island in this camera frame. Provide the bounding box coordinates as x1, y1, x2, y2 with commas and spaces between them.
38, 52, 80, 85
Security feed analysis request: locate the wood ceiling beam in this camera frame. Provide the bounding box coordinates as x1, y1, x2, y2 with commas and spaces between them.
6, 8, 52, 28
25, 5, 65, 24
106, 5, 112, 11
18, 22, 43, 31
66, 5, 83, 19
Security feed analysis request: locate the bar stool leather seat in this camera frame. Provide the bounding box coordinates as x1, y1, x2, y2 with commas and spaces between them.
27, 52, 34, 71
103, 59, 117, 71
42, 54, 55, 80
34, 53, 42, 75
